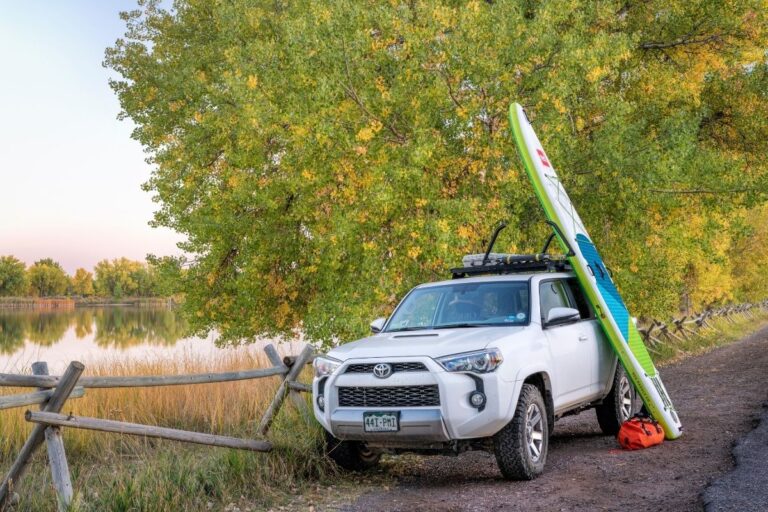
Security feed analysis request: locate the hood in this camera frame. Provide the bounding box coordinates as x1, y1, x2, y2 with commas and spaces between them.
327, 326, 525, 361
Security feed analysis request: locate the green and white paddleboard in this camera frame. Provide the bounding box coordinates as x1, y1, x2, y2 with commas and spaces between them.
509, 103, 682, 439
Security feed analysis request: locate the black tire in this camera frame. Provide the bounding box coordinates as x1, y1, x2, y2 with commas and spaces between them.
324, 431, 381, 471
595, 363, 637, 435
493, 383, 549, 480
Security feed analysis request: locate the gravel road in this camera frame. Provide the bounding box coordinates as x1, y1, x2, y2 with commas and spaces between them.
337, 325, 768, 512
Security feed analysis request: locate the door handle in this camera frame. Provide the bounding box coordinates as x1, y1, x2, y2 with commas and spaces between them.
578, 335, 588, 342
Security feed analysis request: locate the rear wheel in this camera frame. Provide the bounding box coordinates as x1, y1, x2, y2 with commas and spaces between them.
324, 431, 381, 471
493, 383, 549, 480
595, 364, 637, 435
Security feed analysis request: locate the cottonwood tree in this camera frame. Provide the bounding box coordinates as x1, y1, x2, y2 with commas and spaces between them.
0, 256, 27, 297
106, 0, 768, 345
72, 268, 95, 296
27, 258, 69, 297
94, 258, 160, 297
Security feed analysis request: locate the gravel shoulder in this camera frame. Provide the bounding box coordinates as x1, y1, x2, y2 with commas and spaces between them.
335, 325, 768, 512
703, 403, 768, 512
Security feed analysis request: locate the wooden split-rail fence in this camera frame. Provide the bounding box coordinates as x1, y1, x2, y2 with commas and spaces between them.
637, 300, 768, 355
0, 344, 315, 512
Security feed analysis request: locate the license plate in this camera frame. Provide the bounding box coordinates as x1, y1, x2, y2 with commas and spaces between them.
363, 411, 400, 432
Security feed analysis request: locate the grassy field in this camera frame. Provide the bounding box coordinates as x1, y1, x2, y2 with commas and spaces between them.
0, 348, 378, 512
1, 309, 766, 511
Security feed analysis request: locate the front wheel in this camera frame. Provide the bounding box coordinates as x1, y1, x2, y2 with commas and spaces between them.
595, 364, 637, 435
324, 431, 381, 471
493, 383, 549, 480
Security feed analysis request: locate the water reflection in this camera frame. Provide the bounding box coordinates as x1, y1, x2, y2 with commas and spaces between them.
0, 307, 189, 354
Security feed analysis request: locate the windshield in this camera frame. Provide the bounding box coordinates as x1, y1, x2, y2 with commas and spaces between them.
385, 281, 530, 332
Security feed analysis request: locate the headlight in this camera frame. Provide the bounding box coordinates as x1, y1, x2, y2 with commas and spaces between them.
436, 348, 503, 373
313, 356, 341, 377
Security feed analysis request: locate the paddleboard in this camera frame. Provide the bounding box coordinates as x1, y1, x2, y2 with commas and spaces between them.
508, 102, 682, 439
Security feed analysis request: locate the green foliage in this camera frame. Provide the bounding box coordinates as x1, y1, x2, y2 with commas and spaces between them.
27, 258, 69, 297
94, 258, 161, 298
72, 268, 96, 296
146, 254, 184, 297
105, 0, 768, 345
0, 255, 27, 296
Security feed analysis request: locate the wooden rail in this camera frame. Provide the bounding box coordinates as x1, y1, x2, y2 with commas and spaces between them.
27, 412, 273, 452
0, 365, 288, 389
0, 387, 84, 411
0, 343, 314, 512
637, 300, 768, 354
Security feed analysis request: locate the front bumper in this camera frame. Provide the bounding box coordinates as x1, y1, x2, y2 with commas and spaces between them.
313, 356, 520, 444
331, 408, 448, 443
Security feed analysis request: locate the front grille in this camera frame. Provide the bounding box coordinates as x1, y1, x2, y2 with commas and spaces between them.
337, 385, 440, 407
345, 362, 428, 374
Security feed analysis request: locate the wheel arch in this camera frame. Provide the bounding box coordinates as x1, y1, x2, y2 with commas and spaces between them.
523, 372, 555, 435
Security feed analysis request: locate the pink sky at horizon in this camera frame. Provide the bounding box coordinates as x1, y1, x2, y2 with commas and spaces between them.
0, 2, 183, 274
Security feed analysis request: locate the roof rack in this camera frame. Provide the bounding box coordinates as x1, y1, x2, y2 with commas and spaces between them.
450, 222, 572, 279
450, 254, 571, 279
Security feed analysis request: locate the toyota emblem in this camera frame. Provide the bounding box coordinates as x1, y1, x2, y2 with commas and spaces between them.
372, 363, 393, 379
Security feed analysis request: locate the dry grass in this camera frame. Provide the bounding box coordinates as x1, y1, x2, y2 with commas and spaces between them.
0, 346, 342, 511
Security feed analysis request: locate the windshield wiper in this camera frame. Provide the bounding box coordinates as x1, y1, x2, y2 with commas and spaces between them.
385, 326, 434, 333
433, 323, 486, 329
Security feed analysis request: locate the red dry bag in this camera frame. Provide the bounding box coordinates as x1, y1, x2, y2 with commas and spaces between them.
618, 416, 665, 450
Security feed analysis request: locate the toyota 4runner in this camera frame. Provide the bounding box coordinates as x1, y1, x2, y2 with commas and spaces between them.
312, 251, 637, 480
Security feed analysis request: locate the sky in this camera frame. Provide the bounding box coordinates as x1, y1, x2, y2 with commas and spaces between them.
0, 1, 182, 274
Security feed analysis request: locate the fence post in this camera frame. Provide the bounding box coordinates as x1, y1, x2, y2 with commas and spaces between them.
257, 345, 314, 436
0, 361, 83, 510
264, 344, 311, 417
32, 362, 74, 512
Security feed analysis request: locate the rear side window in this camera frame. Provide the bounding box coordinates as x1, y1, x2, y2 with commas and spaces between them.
539, 280, 570, 323
566, 278, 594, 320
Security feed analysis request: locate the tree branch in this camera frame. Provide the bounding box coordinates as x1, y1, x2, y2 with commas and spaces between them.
647, 187, 752, 195
640, 33, 724, 50
339, 38, 407, 145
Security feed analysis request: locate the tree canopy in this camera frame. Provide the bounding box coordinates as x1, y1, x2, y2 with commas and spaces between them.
72, 268, 96, 296
27, 259, 69, 297
106, 0, 768, 346
94, 258, 161, 298
0, 256, 27, 297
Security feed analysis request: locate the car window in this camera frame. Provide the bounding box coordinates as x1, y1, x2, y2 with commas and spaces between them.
539, 280, 570, 323
388, 289, 442, 330
385, 281, 530, 332
566, 278, 594, 319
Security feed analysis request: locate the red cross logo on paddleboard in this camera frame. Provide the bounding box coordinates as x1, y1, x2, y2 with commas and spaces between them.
536, 148, 551, 168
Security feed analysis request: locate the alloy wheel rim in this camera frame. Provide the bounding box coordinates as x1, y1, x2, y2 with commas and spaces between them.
525, 403, 545, 463
619, 376, 633, 420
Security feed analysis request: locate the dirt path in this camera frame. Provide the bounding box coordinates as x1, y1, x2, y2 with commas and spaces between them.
336, 325, 768, 512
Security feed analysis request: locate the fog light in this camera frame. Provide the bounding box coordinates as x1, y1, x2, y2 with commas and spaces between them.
469, 391, 486, 409
317, 395, 325, 411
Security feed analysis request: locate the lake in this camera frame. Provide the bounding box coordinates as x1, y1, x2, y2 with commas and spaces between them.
0, 307, 301, 373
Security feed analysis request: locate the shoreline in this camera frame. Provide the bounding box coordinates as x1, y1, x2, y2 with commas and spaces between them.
0, 297, 175, 310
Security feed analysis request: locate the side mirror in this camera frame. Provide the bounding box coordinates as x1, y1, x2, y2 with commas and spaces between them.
370, 317, 387, 334
544, 307, 581, 327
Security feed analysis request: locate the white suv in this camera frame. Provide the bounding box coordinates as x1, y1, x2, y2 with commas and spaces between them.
312, 260, 636, 480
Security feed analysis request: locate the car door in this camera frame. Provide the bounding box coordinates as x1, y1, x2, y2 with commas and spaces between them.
565, 278, 610, 395
540, 279, 594, 409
